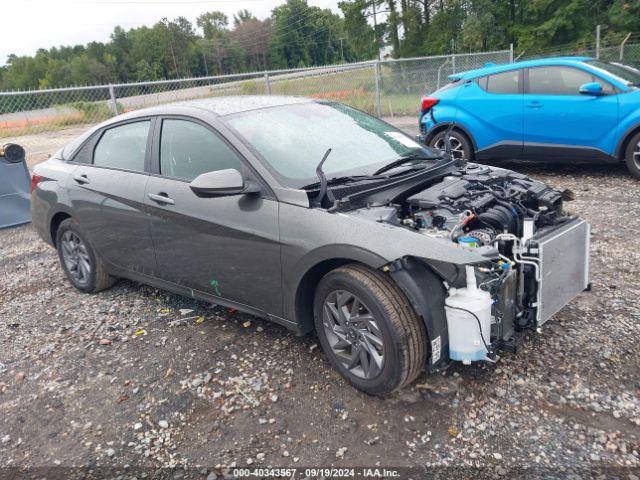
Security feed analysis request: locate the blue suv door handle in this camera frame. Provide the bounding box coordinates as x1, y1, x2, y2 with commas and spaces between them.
526, 101, 543, 109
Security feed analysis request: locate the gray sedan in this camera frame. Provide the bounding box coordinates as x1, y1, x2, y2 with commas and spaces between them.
31, 96, 589, 395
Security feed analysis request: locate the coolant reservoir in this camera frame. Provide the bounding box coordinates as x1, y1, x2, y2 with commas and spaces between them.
445, 266, 492, 364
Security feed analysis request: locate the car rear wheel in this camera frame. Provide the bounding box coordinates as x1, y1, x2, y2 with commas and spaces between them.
313, 264, 427, 396
56, 218, 115, 293
624, 131, 640, 179
429, 129, 473, 161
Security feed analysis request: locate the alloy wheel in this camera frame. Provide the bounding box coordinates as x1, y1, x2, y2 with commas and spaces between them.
434, 136, 465, 159
322, 290, 385, 379
634, 140, 640, 170
60, 231, 92, 286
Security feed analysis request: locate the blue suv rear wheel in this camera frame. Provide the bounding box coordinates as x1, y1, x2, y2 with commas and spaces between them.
428, 130, 473, 161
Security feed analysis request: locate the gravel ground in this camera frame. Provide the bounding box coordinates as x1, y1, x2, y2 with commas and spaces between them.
1, 126, 640, 478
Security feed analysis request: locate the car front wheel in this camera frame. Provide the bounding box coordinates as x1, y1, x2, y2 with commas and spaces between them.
56, 218, 115, 293
313, 264, 427, 396
429, 129, 473, 161
624, 131, 640, 179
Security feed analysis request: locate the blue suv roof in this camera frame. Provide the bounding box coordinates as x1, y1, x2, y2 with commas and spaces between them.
449, 56, 593, 81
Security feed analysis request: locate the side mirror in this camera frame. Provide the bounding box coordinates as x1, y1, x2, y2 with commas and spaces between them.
189, 169, 260, 197
579, 82, 603, 96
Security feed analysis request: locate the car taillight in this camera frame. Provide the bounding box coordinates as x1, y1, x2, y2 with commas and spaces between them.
30, 174, 42, 193
421, 96, 439, 113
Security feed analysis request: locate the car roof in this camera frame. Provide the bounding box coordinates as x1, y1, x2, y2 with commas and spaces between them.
180, 95, 316, 116
449, 56, 593, 81
125, 95, 315, 119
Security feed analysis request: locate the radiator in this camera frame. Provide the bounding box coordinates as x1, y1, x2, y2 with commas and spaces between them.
532, 218, 590, 325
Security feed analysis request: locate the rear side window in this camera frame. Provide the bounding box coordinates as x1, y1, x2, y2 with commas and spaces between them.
481, 70, 520, 94
528, 66, 612, 95
159, 119, 243, 181
93, 121, 150, 171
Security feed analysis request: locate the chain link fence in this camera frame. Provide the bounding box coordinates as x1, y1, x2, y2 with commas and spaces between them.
2, 43, 640, 167
1, 50, 510, 167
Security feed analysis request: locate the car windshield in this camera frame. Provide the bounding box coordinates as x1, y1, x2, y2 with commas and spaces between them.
586, 60, 640, 86
224, 102, 439, 187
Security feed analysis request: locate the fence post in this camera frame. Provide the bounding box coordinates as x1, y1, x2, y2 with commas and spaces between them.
620, 32, 632, 61
451, 55, 456, 74
108, 84, 119, 115
509, 43, 514, 62
374, 61, 382, 118
264, 72, 271, 95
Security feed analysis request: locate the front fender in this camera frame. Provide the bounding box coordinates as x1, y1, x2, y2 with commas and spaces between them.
279, 202, 493, 324
389, 256, 450, 370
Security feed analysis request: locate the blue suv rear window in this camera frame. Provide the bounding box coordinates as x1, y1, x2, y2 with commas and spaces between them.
478, 70, 519, 94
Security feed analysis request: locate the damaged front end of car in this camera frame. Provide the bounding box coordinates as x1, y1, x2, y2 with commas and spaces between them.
326, 162, 590, 371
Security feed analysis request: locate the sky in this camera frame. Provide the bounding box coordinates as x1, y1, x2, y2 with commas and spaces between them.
2, 0, 343, 66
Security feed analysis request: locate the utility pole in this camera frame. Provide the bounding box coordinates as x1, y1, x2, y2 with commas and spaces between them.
372, 0, 380, 61
165, 22, 179, 77
339, 37, 345, 63
202, 49, 209, 76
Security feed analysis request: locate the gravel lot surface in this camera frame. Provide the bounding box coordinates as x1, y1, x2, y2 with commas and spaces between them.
1, 123, 639, 478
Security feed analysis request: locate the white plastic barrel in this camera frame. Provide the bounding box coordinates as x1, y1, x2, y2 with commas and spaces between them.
445, 266, 492, 364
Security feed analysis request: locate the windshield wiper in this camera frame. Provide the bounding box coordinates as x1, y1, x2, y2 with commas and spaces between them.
373, 153, 437, 176
310, 148, 335, 208
304, 174, 383, 190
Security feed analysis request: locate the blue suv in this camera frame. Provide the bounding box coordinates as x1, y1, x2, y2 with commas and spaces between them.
419, 57, 640, 178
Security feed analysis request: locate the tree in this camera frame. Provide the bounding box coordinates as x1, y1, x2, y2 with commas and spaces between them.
269, 0, 345, 68
339, 0, 377, 61
234, 9, 256, 27
1, 0, 638, 91
387, 0, 401, 57
230, 18, 272, 70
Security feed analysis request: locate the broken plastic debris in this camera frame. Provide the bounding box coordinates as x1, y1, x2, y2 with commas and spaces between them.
134, 329, 146, 336
209, 279, 221, 296
234, 385, 259, 407
195, 316, 205, 324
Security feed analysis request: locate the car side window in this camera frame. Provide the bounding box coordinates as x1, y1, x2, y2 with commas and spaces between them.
93, 121, 150, 171
484, 70, 519, 94
160, 119, 244, 181
528, 66, 614, 95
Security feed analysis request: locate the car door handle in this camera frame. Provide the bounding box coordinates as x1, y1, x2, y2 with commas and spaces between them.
73, 174, 90, 185
148, 193, 175, 205
526, 101, 543, 109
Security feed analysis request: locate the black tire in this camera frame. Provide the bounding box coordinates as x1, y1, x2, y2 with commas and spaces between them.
56, 218, 115, 293
624, 131, 640, 179
313, 264, 427, 396
429, 129, 474, 161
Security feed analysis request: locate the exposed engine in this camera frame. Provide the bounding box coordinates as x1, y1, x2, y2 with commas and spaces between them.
399, 163, 567, 245
346, 163, 581, 365
397, 164, 574, 356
